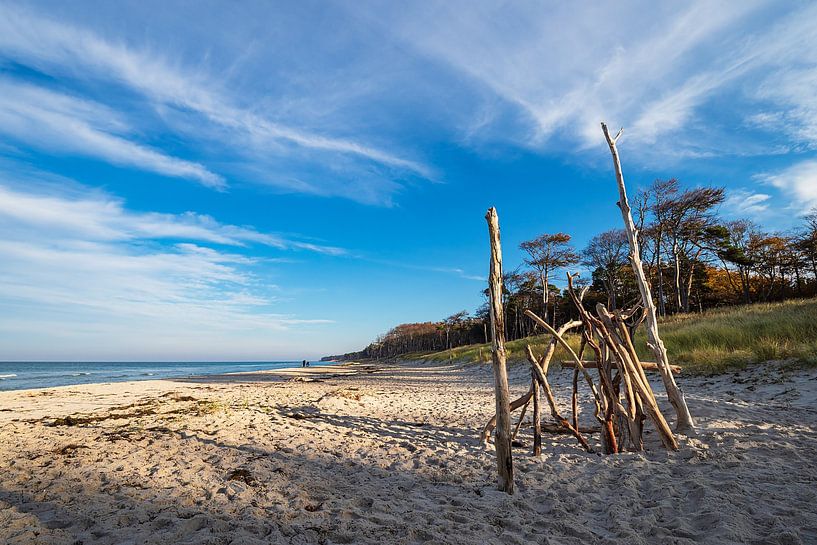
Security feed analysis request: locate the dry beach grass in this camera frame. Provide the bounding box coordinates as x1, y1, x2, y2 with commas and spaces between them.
1, 360, 816, 544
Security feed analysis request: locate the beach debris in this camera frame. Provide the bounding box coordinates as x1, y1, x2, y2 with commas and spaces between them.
226, 468, 255, 485
53, 443, 88, 455
160, 392, 198, 402
48, 415, 90, 427
525, 344, 593, 453
481, 319, 582, 445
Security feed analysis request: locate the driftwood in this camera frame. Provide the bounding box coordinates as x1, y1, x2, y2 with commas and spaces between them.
531, 367, 542, 455
485, 207, 514, 494
481, 383, 533, 444
565, 275, 621, 453
525, 345, 593, 453
559, 361, 681, 374
561, 273, 678, 451
481, 320, 581, 443
512, 398, 530, 441
524, 310, 604, 424
571, 368, 580, 432
601, 122, 695, 433
541, 423, 600, 434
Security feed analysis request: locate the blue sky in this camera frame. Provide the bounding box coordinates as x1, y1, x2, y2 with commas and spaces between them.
1, 0, 816, 361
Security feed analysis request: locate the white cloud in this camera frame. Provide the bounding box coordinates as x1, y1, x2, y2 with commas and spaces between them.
0, 79, 225, 188
0, 3, 429, 181
753, 68, 817, 150
0, 179, 342, 359
372, 0, 769, 150
723, 189, 772, 216
758, 160, 817, 212
0, 182, 346, 255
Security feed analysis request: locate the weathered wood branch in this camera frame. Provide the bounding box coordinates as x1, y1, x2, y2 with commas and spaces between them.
593, 303, 678, 450
541, 423, 601, 434
523, 309, 604, 424
481, 383, 533, 444
485, 207, 514, 494
558, 361, 681, 374
525, 345, 593, 453
601, 121, 695, 433
532, 370, 542, 455
481, 320, 581, 443
512, 397, 531, 441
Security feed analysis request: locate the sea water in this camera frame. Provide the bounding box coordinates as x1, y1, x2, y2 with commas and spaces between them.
0, 360, 326, 391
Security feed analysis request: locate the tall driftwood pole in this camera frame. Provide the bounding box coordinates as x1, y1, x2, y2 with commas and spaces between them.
601, 122, 695, 433
485, 207, 514, 494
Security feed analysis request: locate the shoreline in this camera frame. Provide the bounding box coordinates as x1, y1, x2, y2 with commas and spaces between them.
0, 360, 343, 395
0, 361, 373, 424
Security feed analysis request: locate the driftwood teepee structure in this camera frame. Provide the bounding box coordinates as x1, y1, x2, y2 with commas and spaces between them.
482, 124, 695, 492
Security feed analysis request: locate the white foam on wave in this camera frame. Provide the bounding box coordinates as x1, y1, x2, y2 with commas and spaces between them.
0, 374, 17, 379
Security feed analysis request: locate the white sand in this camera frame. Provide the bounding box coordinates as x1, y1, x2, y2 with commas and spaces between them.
1, 360, 815, 544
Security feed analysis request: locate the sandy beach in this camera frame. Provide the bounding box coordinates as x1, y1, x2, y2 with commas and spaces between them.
1, 360, 816, 545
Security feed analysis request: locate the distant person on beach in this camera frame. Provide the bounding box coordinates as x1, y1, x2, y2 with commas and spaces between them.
302, 360, 306, 367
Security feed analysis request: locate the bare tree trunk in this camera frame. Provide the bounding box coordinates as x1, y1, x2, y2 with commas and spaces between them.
541, 271, 549, 324
485, 207, 514, 494
810, 256, 817, 288
601, 123, 695, 433
672, 241, 683, 312
741, 268, 752, 304
682, 255, 699, 313
656, 236, 667, 317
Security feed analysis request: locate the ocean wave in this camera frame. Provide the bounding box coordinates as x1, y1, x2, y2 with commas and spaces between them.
0, 373, 17, 379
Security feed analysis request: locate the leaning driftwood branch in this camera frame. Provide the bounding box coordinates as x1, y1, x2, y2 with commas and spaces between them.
525, 345, 593, 453
601, 122, 695, 433
481, 384, 533, 444
481, 320, 581, 444
512, 398, 531, 441
523, 310, 604, 424
558, 361, 681, 374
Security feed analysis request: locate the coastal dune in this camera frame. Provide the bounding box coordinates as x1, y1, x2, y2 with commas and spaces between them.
1, 361, 815, 544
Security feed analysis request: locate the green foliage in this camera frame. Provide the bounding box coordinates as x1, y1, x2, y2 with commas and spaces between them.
414, 332, 583, 367
413, 298, 817, 375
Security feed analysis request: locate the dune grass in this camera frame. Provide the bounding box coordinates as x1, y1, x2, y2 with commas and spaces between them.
411, 298, 817, 375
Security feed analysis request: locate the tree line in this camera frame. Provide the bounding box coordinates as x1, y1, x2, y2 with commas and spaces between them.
326, 179, 817, 361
